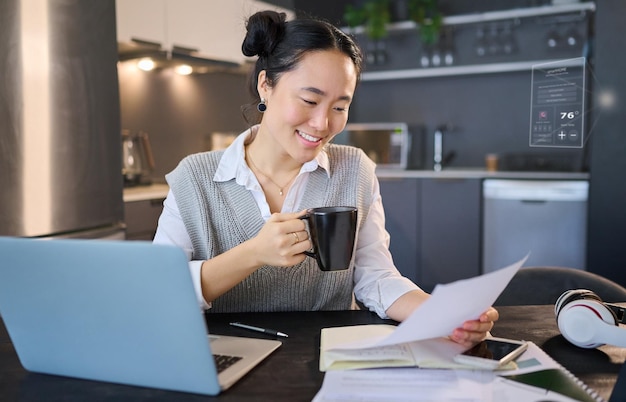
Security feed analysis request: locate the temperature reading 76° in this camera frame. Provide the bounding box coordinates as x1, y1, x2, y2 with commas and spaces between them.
560, 111, 580, 120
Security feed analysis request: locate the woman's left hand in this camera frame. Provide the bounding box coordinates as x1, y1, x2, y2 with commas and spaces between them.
449, 307, 499, 348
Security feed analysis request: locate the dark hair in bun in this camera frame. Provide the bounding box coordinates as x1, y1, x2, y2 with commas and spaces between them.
242, 10, 287, 59
241, 10, 363, 123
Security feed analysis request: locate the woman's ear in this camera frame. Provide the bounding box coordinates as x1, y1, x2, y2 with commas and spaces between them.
257, 70, 269, 99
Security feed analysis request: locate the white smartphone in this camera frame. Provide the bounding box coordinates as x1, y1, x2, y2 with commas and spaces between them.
453, 337, 528, 370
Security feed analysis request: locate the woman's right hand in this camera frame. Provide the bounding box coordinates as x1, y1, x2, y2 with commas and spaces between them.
250, 210, 311, 267
199, 210, 311, 303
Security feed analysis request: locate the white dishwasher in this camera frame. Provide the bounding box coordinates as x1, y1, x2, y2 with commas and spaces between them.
482, 179, 589, 273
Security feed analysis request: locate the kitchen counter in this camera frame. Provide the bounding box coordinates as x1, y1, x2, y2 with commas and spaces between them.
376, 168, 590, 180
123, 183, 169, 203
121, 172, 589, 204
120, 171, 589, 203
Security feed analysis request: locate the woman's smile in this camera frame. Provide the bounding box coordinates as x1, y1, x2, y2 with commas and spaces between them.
296, 129, 322, 144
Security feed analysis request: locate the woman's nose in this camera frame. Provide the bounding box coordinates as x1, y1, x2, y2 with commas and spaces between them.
309, 109, 329, 131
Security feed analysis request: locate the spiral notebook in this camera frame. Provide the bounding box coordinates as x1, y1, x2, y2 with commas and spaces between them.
502, 342, 605, 402
609, 362, 626, 402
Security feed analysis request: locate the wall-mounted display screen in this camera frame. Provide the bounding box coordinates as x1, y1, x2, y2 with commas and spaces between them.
530, 57, 586, 148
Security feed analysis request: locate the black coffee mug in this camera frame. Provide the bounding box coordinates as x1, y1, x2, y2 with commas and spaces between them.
299, 206, 358, 271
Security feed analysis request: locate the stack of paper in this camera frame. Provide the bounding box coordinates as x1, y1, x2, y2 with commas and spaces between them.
314, 342, 601, 402
320, 257, 525, 371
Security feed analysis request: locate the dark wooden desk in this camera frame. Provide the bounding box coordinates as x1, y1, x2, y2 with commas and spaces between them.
1, 306, 625, 401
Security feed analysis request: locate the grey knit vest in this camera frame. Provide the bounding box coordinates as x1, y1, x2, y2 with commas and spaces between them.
166, 144, 375, 313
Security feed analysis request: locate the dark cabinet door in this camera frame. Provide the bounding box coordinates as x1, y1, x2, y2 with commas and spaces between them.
379, 178, 420, 283
419, 178, 481, 291
124, 199, 165, 241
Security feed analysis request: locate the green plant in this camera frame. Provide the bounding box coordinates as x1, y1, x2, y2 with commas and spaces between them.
408, 0, 443, 46
343, 4, 366, 28
343, 0, 391, 40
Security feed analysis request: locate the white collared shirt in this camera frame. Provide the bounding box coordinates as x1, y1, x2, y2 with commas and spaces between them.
153, 127, 419, 318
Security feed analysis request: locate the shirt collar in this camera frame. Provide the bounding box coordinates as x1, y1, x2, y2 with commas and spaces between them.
213, 125, 331, 184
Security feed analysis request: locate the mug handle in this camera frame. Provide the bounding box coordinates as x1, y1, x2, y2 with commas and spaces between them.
298, 213, 316, 258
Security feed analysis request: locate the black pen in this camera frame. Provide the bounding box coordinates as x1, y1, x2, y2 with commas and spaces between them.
229, 322, 289, 338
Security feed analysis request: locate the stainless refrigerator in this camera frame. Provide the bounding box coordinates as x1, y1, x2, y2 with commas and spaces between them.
0, 0, 125, 239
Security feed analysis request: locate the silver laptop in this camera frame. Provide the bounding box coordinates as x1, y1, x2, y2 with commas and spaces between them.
0, 237, 281, 395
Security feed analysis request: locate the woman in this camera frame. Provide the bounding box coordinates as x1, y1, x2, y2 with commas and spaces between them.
153, 10, 497, 347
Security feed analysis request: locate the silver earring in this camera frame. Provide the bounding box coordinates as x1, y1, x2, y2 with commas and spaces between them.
257, 98, 267, 113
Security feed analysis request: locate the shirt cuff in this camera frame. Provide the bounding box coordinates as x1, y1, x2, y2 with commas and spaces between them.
375, 276, 420, 319
189, 260, 212, 310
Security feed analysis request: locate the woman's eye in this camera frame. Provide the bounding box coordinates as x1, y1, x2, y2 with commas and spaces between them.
302, 98, 317, 105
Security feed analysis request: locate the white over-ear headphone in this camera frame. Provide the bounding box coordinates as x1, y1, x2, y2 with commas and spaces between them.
555, 289, 626, 348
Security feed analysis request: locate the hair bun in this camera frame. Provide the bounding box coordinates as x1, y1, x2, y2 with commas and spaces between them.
242, 10, 287, 58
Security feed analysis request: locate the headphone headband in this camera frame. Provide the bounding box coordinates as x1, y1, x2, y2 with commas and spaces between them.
606, 303, 626, 325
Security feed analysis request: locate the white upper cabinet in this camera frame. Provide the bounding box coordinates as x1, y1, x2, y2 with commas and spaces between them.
116, 0, 294, 64
116, 0, 167, 45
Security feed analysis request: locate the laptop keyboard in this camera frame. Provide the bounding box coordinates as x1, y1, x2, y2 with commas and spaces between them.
213, 354, 243, 373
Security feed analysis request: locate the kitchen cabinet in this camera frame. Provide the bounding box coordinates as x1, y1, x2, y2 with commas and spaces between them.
123, 184, 169, 241
379, 178, 420, 283
116, 0, 294, 64
418, 178, 481, 291
116, 0, 167, 46
379, 176, 481, 291
124, 198, 165, 241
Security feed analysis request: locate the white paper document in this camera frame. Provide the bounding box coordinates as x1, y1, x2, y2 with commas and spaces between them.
332, 256, 527, 350
312, 367, 494, 402
312, 367, 583, 402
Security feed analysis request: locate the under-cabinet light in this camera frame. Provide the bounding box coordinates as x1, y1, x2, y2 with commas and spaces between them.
175, 64, 193, 75
137, 58, 155, 71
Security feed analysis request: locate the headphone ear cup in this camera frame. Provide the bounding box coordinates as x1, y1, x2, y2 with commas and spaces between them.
555, 289, 601, 316
557, 299, 620, 348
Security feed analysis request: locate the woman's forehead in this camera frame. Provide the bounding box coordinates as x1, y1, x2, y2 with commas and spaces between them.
279, 50, 357, 94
